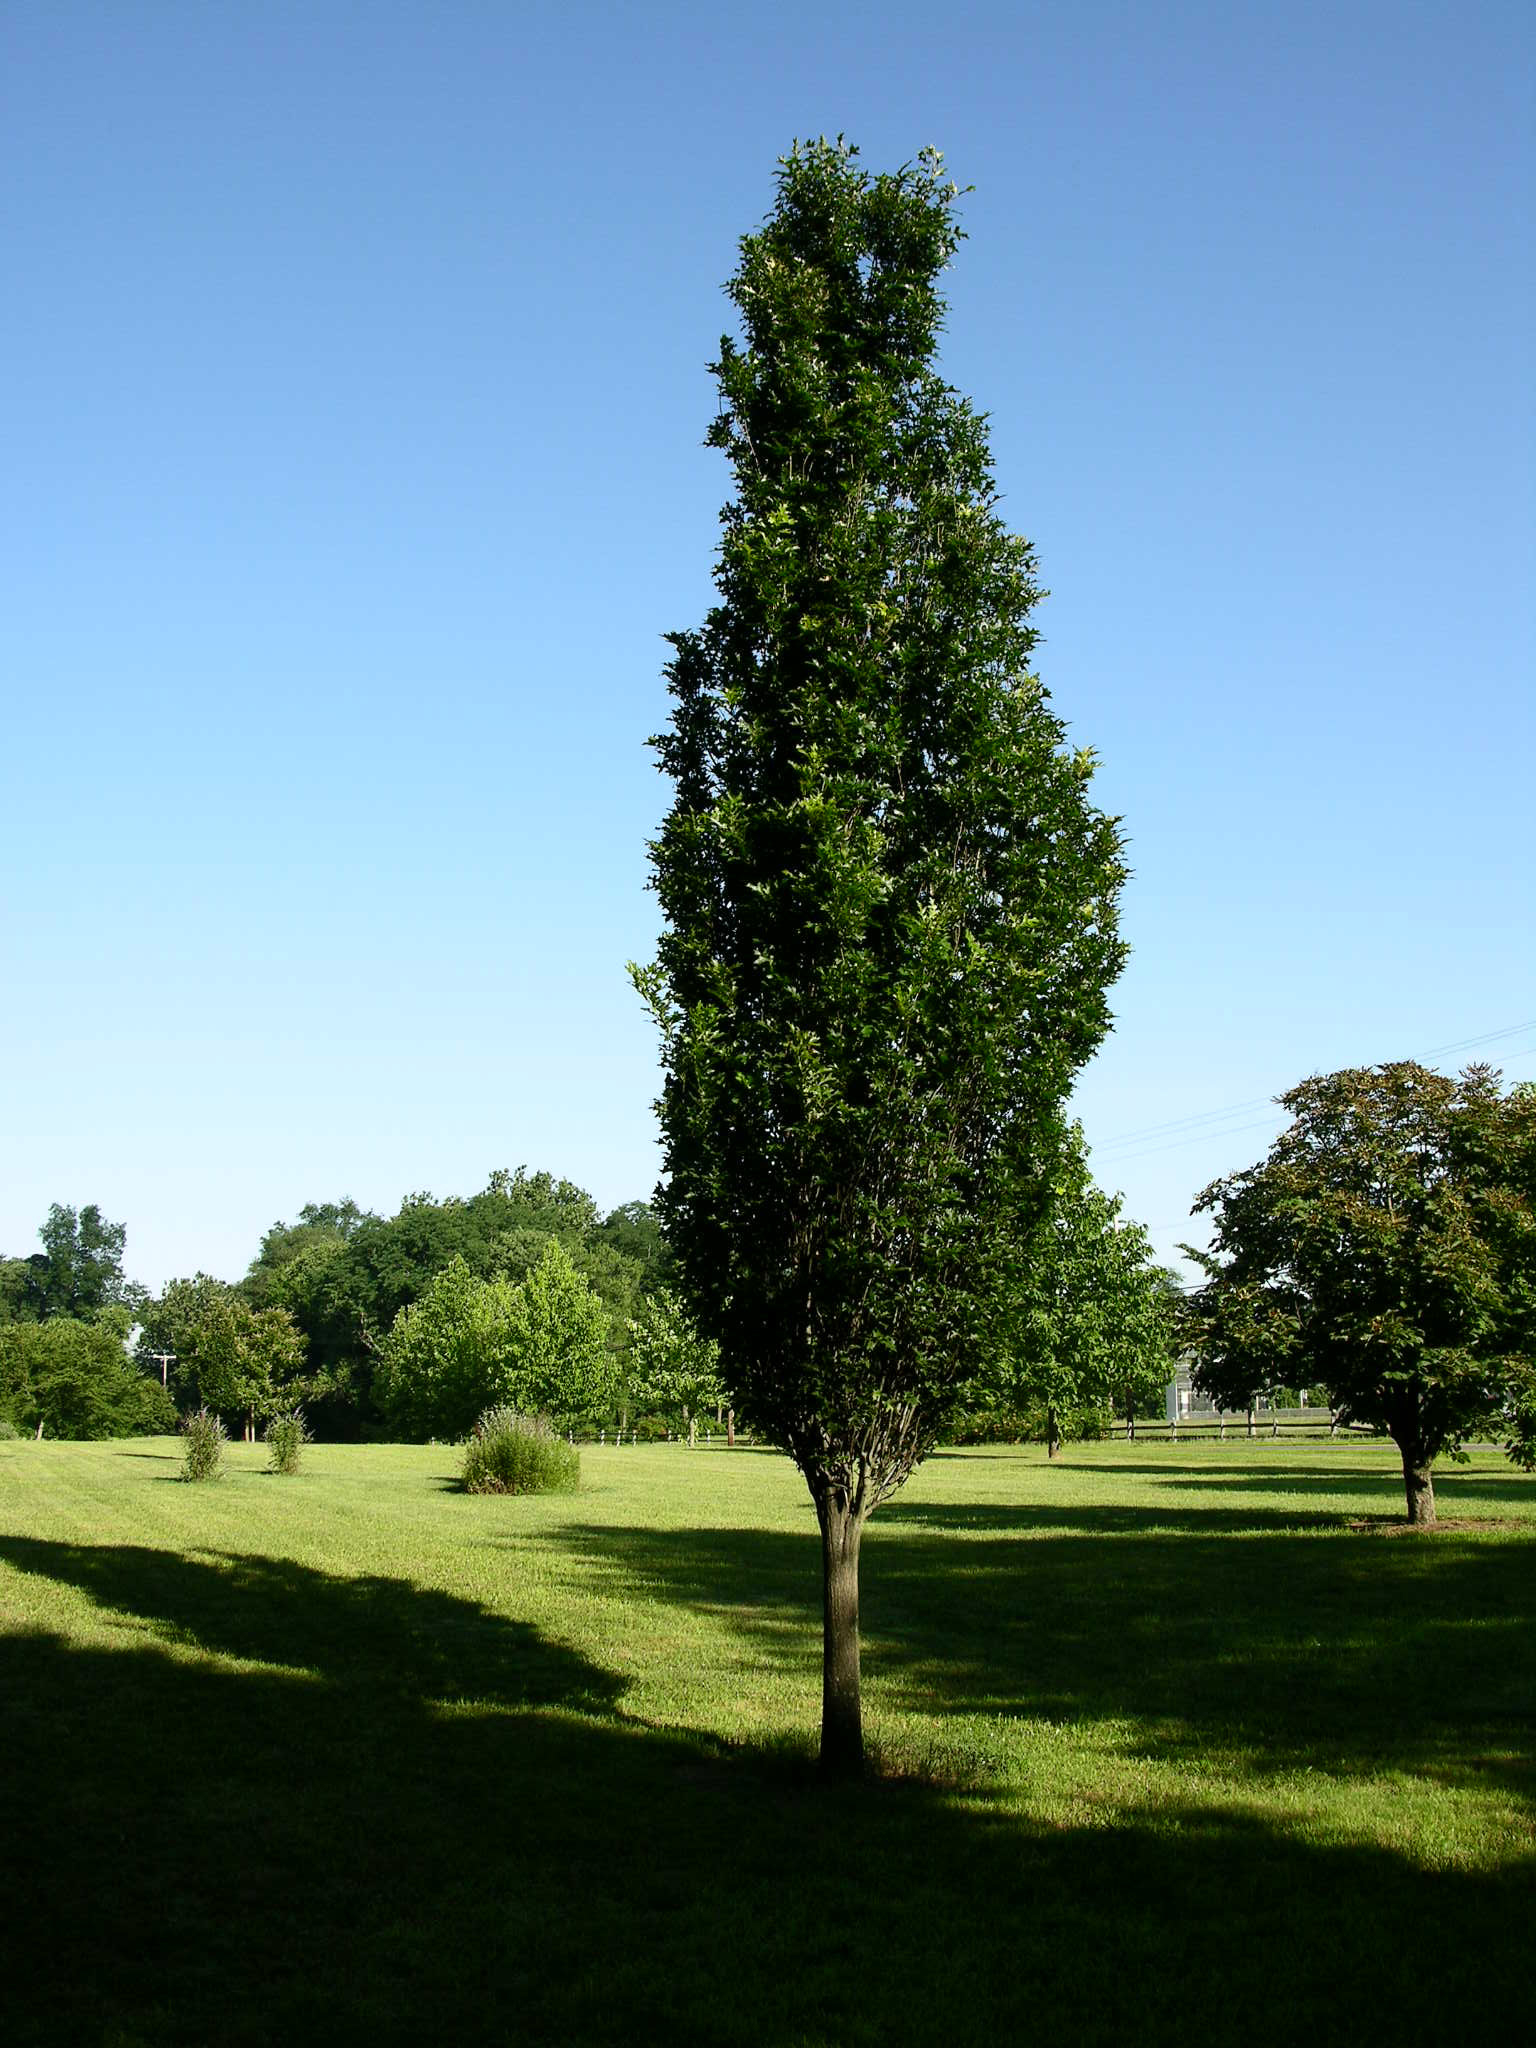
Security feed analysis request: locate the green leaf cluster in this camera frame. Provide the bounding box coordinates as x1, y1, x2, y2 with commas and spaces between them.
985, 1130, 1180, 1445
0, 1202, 146, 1327
374, 1242, 613, 1441
235, 1171, 668, 1434
136, 1277, 309, 1430
627, 1289, 726, 1439
0, 1318, 175, 1440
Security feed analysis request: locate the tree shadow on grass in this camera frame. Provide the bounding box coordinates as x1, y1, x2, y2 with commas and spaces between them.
534, 1518, 1536, 1808
0, 1536, 620, 1713
1045, 1457, 1536, 1507
0, 1613, 1530, 2048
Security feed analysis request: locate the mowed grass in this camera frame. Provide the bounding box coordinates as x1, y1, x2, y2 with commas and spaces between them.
0, 1437, 1531, 2046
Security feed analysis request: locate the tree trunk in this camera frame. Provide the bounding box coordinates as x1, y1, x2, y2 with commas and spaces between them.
687, 1410, 696, 1449
818, 1495, 865, 1778
1046, 1405, 1063, 1460
1246, 1402, 1256, 1438
726, 1407, 735, 1448
1401, 1452, 1437, 1528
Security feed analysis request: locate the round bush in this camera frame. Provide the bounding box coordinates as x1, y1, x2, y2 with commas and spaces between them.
180, 1406, 227, 1482
460, 1407, 579, 1495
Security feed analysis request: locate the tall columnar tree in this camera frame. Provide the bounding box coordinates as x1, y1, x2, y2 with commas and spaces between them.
635, 140, 1126, 1774
1183, 1062, 1536, 1526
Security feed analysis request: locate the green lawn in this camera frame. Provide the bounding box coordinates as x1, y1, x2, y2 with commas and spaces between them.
1, 1436, 1531, 2046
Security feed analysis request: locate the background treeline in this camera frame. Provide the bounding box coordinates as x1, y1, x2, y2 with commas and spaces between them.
154, 1169, 675, 1439
0, 1205, 173, 1439
1, 1146, 1184, 1447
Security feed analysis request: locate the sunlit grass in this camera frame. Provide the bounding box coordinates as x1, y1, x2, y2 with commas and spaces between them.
1, 1434, 1530, 2045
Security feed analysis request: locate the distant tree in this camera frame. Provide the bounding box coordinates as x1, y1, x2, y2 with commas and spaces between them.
627, 1290, 726, 1445
251, 1170, 642, 1434
241, 1198, 372, 1310
634, 141, 1126, 1773
0, 1259, 35, 1325
0, 1204, 144, 1323
1183, 1062, 1536, 1525
139, 1277, 308, 1440
503, 1239, 615, 1428
593, 1203, 676, 1298
996, 1142, 1179, 1454
375, 1257, 520, 1440
375, 1243, 613, 1440
0, 1318, 175, 1439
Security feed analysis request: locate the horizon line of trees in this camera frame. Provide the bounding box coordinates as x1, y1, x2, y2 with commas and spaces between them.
13, 1053, 1527, 1506
1, 1149, 1184, 1449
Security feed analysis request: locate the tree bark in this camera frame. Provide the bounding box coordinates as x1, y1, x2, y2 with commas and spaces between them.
818, 1495, 864, 1778
726, 1407, 735, 1448
1046, 1405, 1063, 1460
1401, 1452, 1437, 1528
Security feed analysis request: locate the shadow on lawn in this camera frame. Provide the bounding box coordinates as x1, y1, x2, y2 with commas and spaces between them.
0, 1536, 619, 1712
537, 1517, 1536, 1804
1051, 1457, 1536, 1505
0, 1533, 1532, 2046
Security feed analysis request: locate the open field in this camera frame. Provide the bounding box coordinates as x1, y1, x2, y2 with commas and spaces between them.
1, 1436, 1531, 2046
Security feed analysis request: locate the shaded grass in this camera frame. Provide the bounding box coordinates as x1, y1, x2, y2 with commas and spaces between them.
0, 1436, 1531, 2046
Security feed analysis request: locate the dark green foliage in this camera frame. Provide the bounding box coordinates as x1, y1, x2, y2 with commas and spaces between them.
179, 1407, 227, 1482
264, 1407, 310, 1476
375, 1245, 614, 1442
635, 140, 1126, 1768
0, 1318, 175, 1439
592, 1202, 676, 1298
459, 1406, 580, 1495
1184, 1062, 1536, 1523
138, 1277, 308, 1435
243, 1171, 658, 1436
986, 1132, 1180, 1451
0, 1203, 144, 1325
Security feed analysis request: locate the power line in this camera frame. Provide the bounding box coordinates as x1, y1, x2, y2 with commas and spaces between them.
1087, 1018, 1536, 1163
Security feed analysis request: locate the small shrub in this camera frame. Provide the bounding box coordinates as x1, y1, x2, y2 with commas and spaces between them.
180, 1406, 227, 1482
264, 1406, 309, 1476
460, 1406, 579, 1495
0, 1417, 20, 1440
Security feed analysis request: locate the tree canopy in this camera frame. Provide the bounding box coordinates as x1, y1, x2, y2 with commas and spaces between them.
374, 1242, 613, 1440
137, 1276, 309, 1438
1183, 1061, 1536, 1524
635, 139, 1126, 1772
0, 1203, 144, 1325
0, 1317, 174, 1440
237, 1171, 664, 1435
989, 1134, 1179, 1453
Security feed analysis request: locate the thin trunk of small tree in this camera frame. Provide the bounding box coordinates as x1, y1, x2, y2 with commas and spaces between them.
726, 1407, 735, 1447
818, 1493, 865, 1778
1246, 1402, 1256, 1438
1046, 1405, 1063, 1460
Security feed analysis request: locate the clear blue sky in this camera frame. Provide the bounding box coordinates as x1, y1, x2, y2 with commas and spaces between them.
3, 0, 1532, 1292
